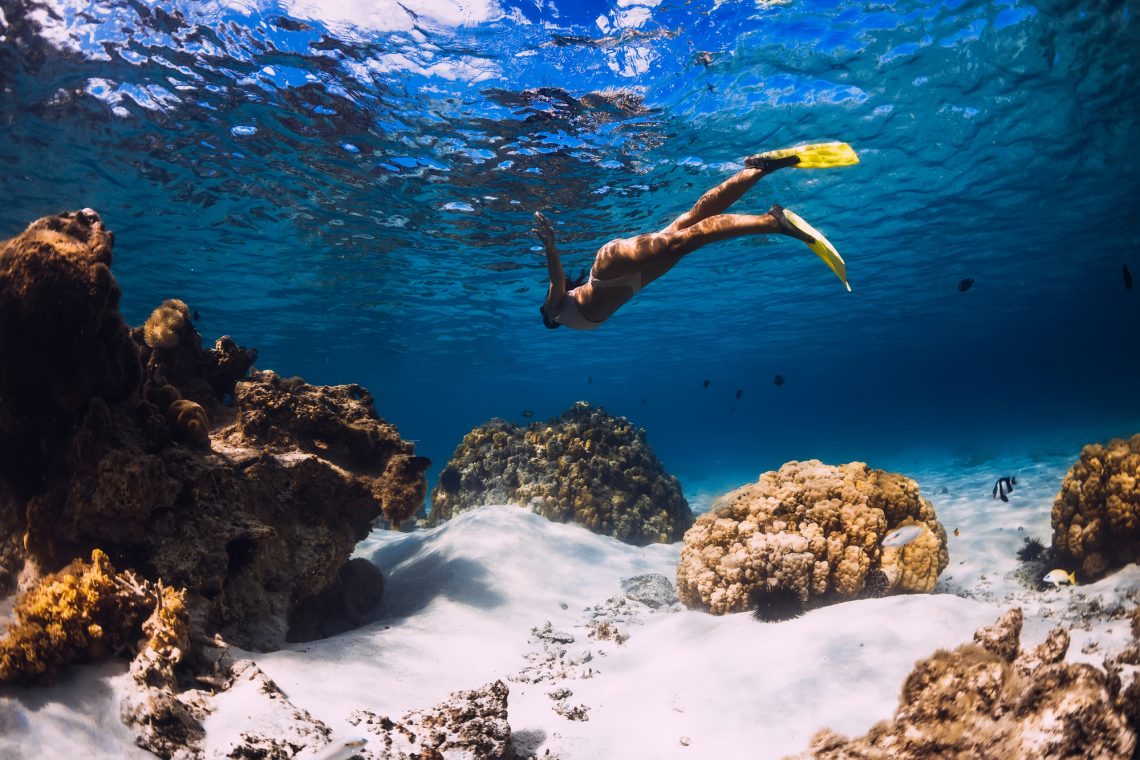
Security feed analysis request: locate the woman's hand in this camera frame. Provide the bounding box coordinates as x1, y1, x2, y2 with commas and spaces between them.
532, 211, 556, 248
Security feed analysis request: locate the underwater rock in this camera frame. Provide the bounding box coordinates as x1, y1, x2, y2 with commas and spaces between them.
794, 608, 1137, 759
429, 402, 692, 545
620, 573, 678, 609
0, 210, 427, 658
349, 679, 515, 759
0, 209, 141, 497
675, 459, 948, 615
1051, 434, 1140, 580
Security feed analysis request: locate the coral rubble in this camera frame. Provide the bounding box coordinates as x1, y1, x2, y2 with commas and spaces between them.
793, 608, 1137, 759
430, 402, 692, 545
1052, 434, 1140, 580
676, 460, 947, 615
0, 209, 427, 657
349, 679, 516, 759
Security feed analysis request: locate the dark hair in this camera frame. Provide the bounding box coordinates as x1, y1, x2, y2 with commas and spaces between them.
540, 304, 561, 329
539, 269, 588, 330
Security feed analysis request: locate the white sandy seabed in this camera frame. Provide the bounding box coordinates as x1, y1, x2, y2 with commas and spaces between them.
2, 449, 1140, 760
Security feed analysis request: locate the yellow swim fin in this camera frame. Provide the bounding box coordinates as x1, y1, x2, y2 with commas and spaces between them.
779, 207, 851, 291
748, 141, 860, 170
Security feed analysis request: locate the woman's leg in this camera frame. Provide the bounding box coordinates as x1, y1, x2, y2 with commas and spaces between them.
661, 167, 771, 234
597, 209, 797, 286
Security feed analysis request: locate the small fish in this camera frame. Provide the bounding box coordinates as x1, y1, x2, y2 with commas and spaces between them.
192, 309, 200, 321
735, 388, 743, 399
958, 278, 975, 293
1125, 264, 1134, 290
311, 737, 368, 760
521, 410, 534, 418
703, 378, 710, 388
992, 476, 1017, 502
588, 375, 592, 384
882, 524, 925, 548
953, 528, 960, 537
773, 375, 785, 386
1043, 569, 1077, 587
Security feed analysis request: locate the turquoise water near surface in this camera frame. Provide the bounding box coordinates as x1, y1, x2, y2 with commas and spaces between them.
1, 0, 1138, 497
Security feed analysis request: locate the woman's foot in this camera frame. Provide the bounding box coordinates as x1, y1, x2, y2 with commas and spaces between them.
769, 204, 816, 244
744, 153, 801, 172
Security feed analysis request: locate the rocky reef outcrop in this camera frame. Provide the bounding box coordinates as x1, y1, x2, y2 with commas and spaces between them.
1052, 434, 1140, 580
676, 460, 947, 615
793, 608, 1137, 759
0, 209, 428, 663
430, 402, 692, 545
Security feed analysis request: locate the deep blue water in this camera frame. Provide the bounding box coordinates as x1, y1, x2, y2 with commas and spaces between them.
2, 0, 1138, 498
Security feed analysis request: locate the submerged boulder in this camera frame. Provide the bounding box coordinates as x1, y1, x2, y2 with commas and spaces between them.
0, 210, 427, 654
1052, 434, 1140, 580
676, 459, 947, 615
429, 402, 693, 545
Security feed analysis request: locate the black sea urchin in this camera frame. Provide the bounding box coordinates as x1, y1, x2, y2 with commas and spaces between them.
749, 586, 804, 622
1017, 537, 1046, 562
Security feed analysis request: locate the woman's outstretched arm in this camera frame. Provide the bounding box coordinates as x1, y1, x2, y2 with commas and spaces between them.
534, 211, 566, 312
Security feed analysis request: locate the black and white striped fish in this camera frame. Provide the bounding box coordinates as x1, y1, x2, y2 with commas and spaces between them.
992, 476, 1017, 502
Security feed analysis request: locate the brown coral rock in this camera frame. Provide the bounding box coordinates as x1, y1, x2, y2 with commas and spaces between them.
430, 402, 692, 545
791, 609, 1136, 760
1052, 434, 1140, 580
676, 460, 947, 615
167, 399, 209, 446
0, 209, 141, 493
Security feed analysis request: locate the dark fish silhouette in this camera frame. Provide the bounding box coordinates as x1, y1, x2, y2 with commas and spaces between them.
588, 375, 592, 384
773, 375, 785, 386
958, 278, 975, 293
703, 379, 710, 388
192, 309, 200, 321
521, 410, 534, 418
992, 476, 1017, 502
735, 388, 743, 399
1125, 264, 1133, 290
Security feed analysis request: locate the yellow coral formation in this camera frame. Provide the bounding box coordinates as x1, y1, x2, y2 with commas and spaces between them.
676, 460, 947, 615
143, 299, 190, 349
129, 582, 189, 690
1052, 434, 1140, 579
167, 398, 209, 446
0, 549, 151, 683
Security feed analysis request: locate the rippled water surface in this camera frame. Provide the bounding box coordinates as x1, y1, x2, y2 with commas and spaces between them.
2, 0, 1138, 484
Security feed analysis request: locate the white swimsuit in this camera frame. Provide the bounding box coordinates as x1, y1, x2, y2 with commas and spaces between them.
554, 270, 643, 331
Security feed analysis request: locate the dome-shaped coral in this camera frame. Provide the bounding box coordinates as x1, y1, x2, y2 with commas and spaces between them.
143, 299, 191, 349
430, 402, 692, 545
1052, 434, 1140, 579
676, 459, 947, 615
166, 399, 209, 446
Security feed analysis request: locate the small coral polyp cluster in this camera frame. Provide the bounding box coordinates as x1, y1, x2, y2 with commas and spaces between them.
676, 459, 948, 615
1052, 434, 1140, 579
431, 402, 693, 545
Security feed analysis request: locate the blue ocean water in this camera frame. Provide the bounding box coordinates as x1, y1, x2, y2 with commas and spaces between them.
2, 0, 1138, 500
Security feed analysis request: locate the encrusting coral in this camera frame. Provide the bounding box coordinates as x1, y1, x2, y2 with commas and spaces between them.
676, 460, 947, 615
1052, 434, 1140, 579
0, 549, 173, 684
792, 608, 1137, 759
166, 398, 209, 446
429, 402, 693, 545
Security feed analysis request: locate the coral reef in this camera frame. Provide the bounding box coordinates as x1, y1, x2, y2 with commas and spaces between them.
675, 460, 948, 615
0, 209, 140, 496
0, 550, 158, 684
793, 608, 1137, 759
349, 679, 516, 759
430, 402, 692, 545
0, 210, 427, 658
1052, 434, 1140, 579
